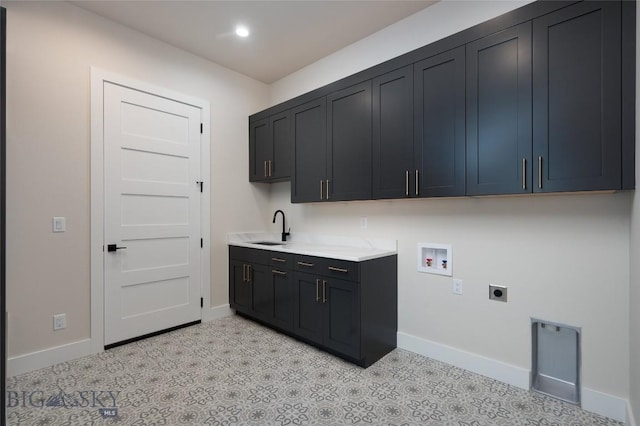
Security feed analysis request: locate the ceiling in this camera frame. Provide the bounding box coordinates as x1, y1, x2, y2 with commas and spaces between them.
71, 1, 437, 84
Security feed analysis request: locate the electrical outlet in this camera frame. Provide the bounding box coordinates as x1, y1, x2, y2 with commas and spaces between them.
360, 217, 368, 229
489, 285, 507, 302
53, 313, 67, 330
452, 279, 463, 295
52, 217, 66, 233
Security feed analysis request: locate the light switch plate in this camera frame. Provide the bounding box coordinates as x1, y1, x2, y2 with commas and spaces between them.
453, 279, 463, 295
52, 217, 66, 233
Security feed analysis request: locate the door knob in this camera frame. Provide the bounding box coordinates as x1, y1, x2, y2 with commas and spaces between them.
107, 244, 127, 252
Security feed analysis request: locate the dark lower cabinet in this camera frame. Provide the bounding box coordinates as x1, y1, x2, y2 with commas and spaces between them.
533, 1, 622, 192
292, 272, 324, 345
229, 260, 252, 315
466, 22, 532, 196
293, 273, 360, 359
270, 266, 293, 331
229, 247, 293, 331
230, 246, 397, 368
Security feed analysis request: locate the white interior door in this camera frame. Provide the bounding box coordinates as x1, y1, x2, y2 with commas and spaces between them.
103, 82, 202, 346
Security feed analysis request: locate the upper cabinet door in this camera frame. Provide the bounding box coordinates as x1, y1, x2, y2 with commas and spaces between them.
372, 66, 414, 200
414, 46, 466, 198
466, 23, 532, 196
291, 98, 326, 203
533, 1, 621, 192
270, 111, 292, 181
249, 118, 270, 182
327, 81, 372, 201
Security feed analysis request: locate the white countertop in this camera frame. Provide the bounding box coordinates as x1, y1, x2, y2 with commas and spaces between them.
227, 232, 397, 262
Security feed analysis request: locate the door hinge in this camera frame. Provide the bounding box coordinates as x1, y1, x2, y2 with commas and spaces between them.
200, 297, 203, 308
200, 123, 203, 134
200, 238, 203, 248
196, 181, 203, 192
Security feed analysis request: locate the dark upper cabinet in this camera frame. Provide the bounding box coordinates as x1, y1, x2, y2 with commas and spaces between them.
249, 111, 292, 182
252, 1, 634, 200
372, 66, 414, 199
249, 118, 269, 181
533, 1, 622, 192
291, 98, 326, 203
327, 81, 373, 201
466, 22, 532, 196
414, 46, 466, 197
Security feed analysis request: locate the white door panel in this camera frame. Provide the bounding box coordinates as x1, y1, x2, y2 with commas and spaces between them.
104, 82, 201, 346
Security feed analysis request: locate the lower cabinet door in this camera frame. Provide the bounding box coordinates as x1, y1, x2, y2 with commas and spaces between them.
271, 269, 293, 331
293, 272, 323, 345
230, 260, 251, 314
249, 264, 270, 321
323, 278, 361, 359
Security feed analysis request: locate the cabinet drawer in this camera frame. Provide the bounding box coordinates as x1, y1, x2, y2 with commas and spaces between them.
294, 255, 360, 282
269, 252, 294, 269
228, 246, 269, 265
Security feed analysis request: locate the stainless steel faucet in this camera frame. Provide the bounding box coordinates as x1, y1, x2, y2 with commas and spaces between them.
273, 210, 290, 242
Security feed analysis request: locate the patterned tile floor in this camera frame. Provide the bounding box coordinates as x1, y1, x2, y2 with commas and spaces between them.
6, 315, 622, 425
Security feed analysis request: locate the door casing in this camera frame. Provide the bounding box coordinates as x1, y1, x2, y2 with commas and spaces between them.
90, 68, 211, 352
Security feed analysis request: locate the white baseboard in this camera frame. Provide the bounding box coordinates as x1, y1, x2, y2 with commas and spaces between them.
397, 331, 530, 389
7, 338, 99, 377
202, 303, 233, 322
397, 331, 629, 423
627, 400, 638, 426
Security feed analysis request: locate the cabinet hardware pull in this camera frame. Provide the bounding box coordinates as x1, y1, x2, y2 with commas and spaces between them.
316, 279, 320, 302
415, 169, 419, 196
326, 179, 330, 199
271, 257, 286, 263
405, 171, 409, 196
322, 280, 327, 303
538, 156, 542, 189
320, 180, 324, 200
297, 261, 315, 267
522, 158, 526, 190
268, 160, 273, 177
328, 266, 349, 273
271, 269, 287, 275
264, 161, 268, 178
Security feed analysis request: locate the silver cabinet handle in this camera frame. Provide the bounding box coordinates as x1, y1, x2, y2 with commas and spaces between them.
271, 269, 287, 276
268, 160, 273, 177
297, 261, 315, 267
271, 257, 286, 263
405, 171, 409, 196
316, 279, 320, 302
328, 266, 349, 273
538, 156, 542, 189
522, 158, 526, 190
322, 280, 327, 303
415, 169, 419, 196
326, 179, 330, 199
320, 180, 324, 200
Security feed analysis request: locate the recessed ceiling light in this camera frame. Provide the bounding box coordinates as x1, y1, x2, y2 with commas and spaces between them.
235, 26, 250, 38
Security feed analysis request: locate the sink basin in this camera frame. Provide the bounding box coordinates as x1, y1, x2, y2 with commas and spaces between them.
250, 241, 283, 246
